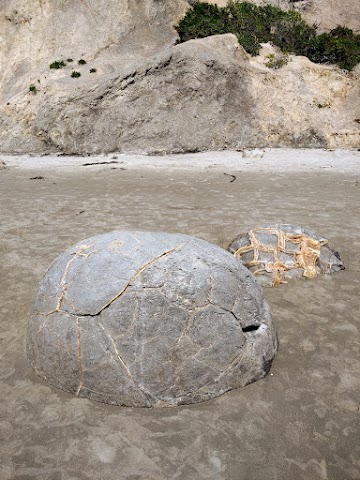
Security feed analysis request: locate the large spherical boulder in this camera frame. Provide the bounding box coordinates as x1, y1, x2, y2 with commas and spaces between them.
27, 231, 278, 407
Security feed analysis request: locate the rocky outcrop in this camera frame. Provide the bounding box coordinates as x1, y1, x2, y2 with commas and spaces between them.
0, 1, 359, 154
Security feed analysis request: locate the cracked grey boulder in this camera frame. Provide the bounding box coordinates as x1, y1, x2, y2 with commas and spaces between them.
27, 231, 278, 407
229, 224, 345, 287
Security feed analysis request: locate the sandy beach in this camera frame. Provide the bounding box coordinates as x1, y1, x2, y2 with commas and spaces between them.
2, 148, 360, 172
1, 149, 359, 480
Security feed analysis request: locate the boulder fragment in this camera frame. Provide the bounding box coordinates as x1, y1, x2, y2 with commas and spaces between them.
228, 224, 345, 287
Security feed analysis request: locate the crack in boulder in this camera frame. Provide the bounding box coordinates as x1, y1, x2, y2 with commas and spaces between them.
97, 320, 158, 405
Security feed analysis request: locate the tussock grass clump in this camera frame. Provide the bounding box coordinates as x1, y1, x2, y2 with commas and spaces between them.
176, 1, 360, 70
49, 60, 66, 69
265, 53, 289, 69
29, 84, 37, 94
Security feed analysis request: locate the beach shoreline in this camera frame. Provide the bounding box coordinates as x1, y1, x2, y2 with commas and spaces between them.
2, 148, 360, 172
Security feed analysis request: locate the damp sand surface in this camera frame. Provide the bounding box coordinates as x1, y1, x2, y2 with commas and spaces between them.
0, 150, 359, 480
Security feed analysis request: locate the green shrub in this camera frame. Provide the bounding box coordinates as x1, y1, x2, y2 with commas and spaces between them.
265, 52, 289, 69
90, 68, 97, 73
175, 3, 230, 43
49, 60, 66, 69
29, 84, 37, 94
229, 2, 316, 56
175, 1, 360, 70
305, 27, 360, 70
313, 99, 331, 108
78, 59, 87, 65
176, 1, 315, 56
71, 71, 81, 78
67, 58, 74, 62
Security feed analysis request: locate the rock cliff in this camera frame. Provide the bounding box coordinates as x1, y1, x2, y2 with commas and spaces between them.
0, 0, 359, 154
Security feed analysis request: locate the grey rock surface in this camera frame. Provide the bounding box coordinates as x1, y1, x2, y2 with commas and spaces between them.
27, 231, 278, 407
229, 224, 345, 287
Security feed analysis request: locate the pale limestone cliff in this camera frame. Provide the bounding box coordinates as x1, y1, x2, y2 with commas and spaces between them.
0, 1, 359, 154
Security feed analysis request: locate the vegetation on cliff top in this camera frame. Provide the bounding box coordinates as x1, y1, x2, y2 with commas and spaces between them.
175, 1, 360, 70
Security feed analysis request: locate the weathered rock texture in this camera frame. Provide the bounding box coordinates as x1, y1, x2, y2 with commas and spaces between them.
27, 231, 278, 407
229, 224, 345, 287
1, 1, 359, 154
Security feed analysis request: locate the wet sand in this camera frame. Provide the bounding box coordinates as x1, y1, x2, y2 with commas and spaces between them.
0, 150, 359, 480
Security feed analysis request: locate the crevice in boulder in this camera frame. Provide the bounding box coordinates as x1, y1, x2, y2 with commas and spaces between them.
242, 324, 260, 333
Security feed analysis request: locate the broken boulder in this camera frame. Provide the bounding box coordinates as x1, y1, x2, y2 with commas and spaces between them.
228, 224, 345, 287
27, 231, 278, 407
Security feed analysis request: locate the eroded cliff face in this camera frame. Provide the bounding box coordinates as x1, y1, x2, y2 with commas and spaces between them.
0, 1, 359, 154
0, 0, 190, 152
